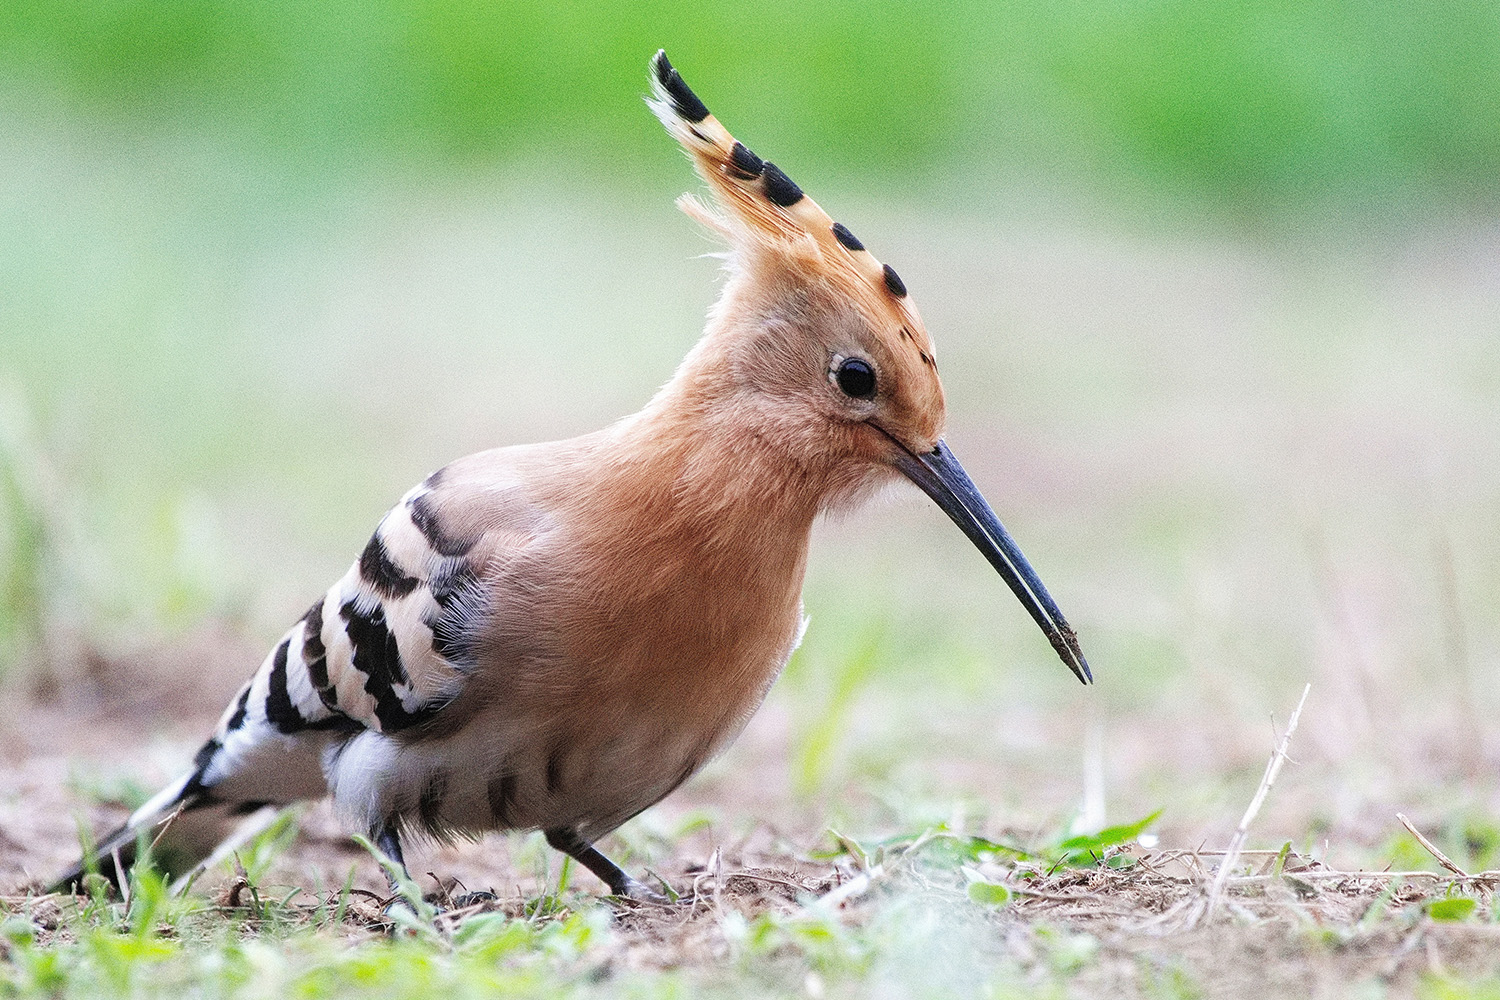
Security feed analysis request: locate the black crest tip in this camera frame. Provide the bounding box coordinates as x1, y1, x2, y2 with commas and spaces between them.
761, 161, 804, 207
883, 263, 907, 297
729, 141, 764, 180
651, 49, 710, 124
831, 222, 865, 252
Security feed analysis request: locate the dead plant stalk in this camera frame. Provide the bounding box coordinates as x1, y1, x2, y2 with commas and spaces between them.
1200, 683, 1312, 925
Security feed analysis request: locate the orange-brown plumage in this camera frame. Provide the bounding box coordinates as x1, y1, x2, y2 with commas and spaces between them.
50, 50, 1087, 902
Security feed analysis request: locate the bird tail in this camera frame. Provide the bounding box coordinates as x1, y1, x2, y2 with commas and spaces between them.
48, 747, 296, 897
47, 767, 205, 894
49, 608, 352, 896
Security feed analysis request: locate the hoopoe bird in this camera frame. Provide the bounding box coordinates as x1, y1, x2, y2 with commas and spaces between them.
51, 51, 1089, 902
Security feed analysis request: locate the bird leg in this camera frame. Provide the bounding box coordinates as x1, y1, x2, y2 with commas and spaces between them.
371, 822, 498, 915
373, 822, 409, 893
369, 821, 432, 927
544, 827, 666, 901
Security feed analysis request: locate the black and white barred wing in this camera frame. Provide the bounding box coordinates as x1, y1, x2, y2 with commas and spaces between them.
54, 479, 491, 878
47, 458, 538, 892
193, 479, 492, 801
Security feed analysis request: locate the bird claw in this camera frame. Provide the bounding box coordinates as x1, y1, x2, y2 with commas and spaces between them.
446, 890, 499, 910
379, 895, 427, 935
610, 874, 683, 907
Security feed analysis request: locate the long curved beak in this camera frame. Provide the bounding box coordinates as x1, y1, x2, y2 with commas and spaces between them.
891, 438, 1091, 684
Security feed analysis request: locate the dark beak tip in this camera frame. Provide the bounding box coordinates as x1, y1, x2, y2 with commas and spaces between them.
1049, 627, 1092, 685
1074, 656, 1094, 685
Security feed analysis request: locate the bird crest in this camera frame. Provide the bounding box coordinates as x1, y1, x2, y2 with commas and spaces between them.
647, 51, 938, 375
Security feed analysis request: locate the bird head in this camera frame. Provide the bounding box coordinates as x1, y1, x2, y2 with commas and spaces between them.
648, 51, 1090, 684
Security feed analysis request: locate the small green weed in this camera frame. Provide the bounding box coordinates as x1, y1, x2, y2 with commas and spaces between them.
1428, 897, 1479, 923
823, 808, 1163, 878
1420, 976, 1500, 1000
1051, 810, 1164, 868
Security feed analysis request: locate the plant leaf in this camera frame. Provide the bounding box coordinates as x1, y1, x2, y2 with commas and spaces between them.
967, 880, 1011, 906
1428, 897, 1477, 922
1057, 810, 1164, 855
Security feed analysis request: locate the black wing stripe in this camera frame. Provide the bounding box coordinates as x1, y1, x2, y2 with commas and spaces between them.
224, 684, 252, 733
408, 492, 478, 558
341, 598, 442, 732
264, 638, 304, 733
359, 533, 419, 598
302, 598, 340, 712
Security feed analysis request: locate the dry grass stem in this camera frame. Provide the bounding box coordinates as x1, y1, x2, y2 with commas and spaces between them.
1396, 812, 1468, 877
111, 846, 129, 911
147, 804, 185, 855
1198, 683, 1312, 926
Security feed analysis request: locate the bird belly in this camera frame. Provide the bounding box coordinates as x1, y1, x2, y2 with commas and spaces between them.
323, 606, 808, 842
323, 712, 705, 841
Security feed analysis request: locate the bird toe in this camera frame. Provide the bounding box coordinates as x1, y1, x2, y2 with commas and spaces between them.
610, 874, 679, 906
447, 890, 500, 910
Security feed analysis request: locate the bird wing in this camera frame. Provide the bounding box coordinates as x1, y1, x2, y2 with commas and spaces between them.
196, 455, 541, 797
48, 452, 549, 891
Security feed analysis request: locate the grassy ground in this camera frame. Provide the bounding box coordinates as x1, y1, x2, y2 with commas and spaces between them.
2, 93, 1500, 995
3, 658, 1499, 1000
2, 719, 1499, 1000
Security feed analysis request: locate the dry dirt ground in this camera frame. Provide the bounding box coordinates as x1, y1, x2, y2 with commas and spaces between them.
0, 633, 1496, 999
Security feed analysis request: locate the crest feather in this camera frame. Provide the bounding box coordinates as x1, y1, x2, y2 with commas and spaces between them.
648, 54, 849, 256
646, 51, 930, 353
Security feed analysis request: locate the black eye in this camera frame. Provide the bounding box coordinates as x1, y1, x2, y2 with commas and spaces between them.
835, 357, 876, 399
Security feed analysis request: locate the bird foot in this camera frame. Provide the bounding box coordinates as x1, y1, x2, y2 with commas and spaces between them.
379, 894, 428, 935
379, 889, 500, 935
446, 890, 499, 910
610, 874, 683, 907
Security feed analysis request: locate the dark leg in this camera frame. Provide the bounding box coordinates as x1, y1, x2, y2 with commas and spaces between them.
370, 822, 496, 913
371, 821, 430, 928
544, 827, 662, 900
372, 822, 408, 892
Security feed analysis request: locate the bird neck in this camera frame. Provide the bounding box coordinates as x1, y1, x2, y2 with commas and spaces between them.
605, 388, 829, 555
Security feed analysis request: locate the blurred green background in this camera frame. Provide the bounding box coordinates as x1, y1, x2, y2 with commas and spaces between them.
6, 0, 1500, 205
2, 0, 1498, 844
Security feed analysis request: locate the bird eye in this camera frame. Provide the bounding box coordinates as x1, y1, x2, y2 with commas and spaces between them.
834, 357, 877, 400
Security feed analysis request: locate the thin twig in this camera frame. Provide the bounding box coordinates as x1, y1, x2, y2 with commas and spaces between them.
1397, 813, 1468, 877
1200, 683, 1312, 925
147, 804, 186, 855
1007, 886, 1119, 904
1224, 869, 1500, 886
111, 847, 129, 911
723, 871, 815, 894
